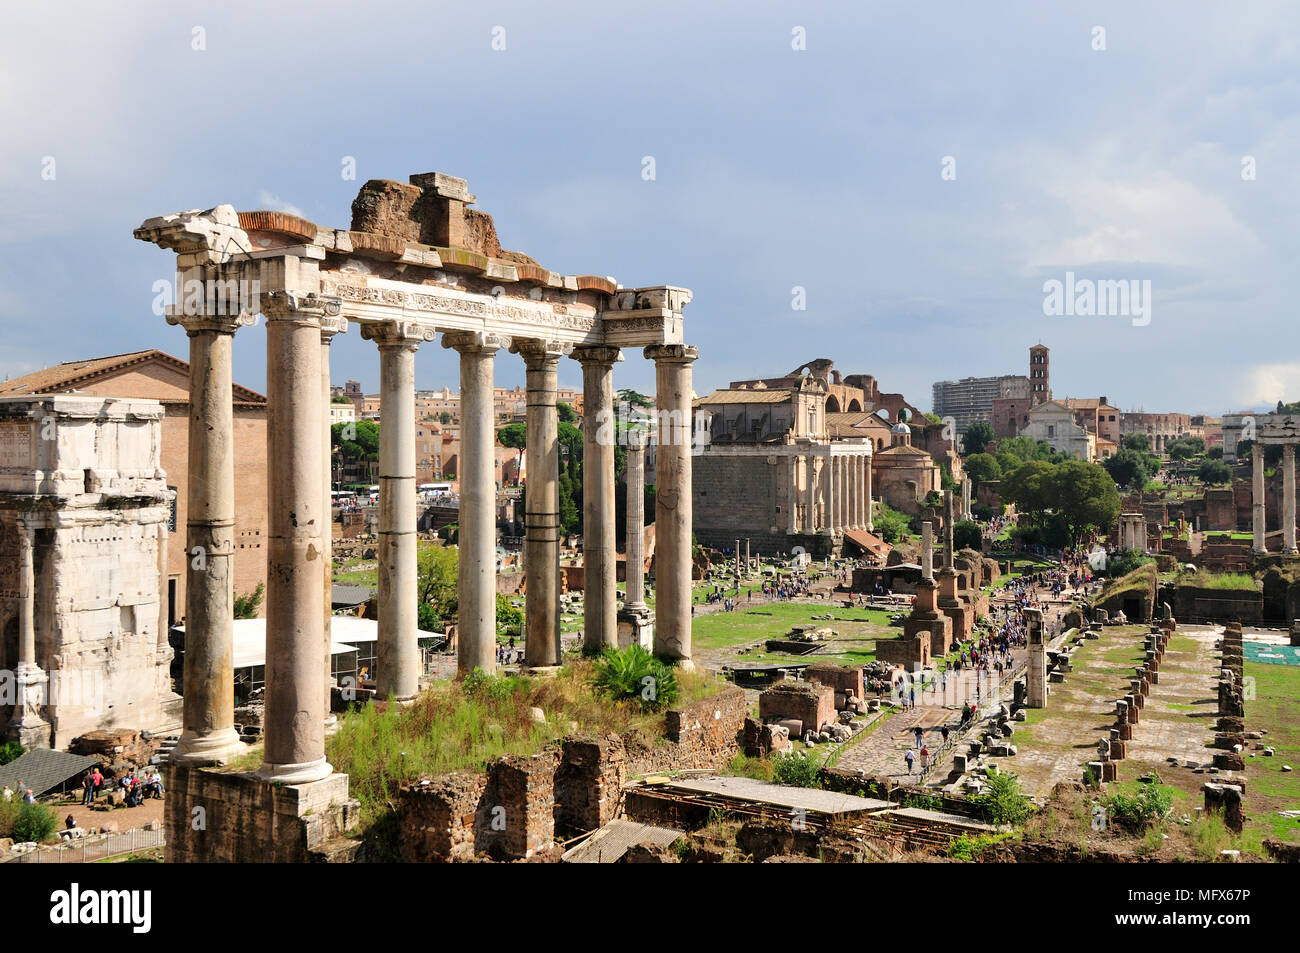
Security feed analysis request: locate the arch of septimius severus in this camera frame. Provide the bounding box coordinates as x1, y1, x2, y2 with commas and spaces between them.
135, 171, 696, 787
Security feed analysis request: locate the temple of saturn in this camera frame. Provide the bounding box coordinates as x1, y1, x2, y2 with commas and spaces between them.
134, 172, 697, 811
1250, 414, 1299, 555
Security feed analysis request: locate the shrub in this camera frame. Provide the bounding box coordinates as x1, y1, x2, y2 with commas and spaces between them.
12, 802, 58, 843
593, 645, 679, 710
0, 741, 24, 766
1105, 783, 1173, 831
772, 752, 822, 788
233, 582, 264, 619
972, 770, 1033, 826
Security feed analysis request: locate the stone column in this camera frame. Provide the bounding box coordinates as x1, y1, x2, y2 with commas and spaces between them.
921, 521, 934, 581
258, 291, 335, 784
851, 455, 860, 529
1253, 449, 1267, 553
824, 450, 836, 536
364, 322, 431, 700
944, 489, 955, 570
624, 428, 649, 610
865, 451, 873, 532
444, 332, 509, 676
1285, 444, 1298, 555
805, 453, 817, 531
1025, 607, 1047, 708
7, 518, 49, 746
573, 346, 622, 655
515, 340, 565, 667
788, 455, 800, 533
645, 344, 698, 668
321, 315, 347, 727
170, 313, 250, 766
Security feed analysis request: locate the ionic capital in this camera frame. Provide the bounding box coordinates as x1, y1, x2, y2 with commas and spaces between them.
168, 312, 258, 336
359, 320, 436, 349
511, 338, 570, 369
570, 345, 624, 368
320, 315, 349, 342
260, 290, 343, 323
644, 343, 698, 365
441, 330, 511, 355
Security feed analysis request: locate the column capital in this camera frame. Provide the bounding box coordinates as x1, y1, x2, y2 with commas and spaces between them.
643, 344, 698, 365
571, 345, 624, 367
320, 315, 349, 341
168, 312, 258, 335
511, 338, 570, 368
360, 319, 435, 349
442, 330, 510, 355
260, 290, 342, 322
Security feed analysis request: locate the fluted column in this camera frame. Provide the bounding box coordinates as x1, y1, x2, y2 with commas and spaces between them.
805, 453, 816, 531
1253, 448, 1267, 553
1284, 444, 1297, 555
6, 518, 48, 745
514, 339, 565, 667
321, 315, 347, 727
170, 312, 251, 766
823, 450, 835, 536
364, 322, 432, 700
573, 346, 622, 655
257, 290, 335, 783
645, 344, 697, 668
444, 331, 508, 676
865, 450, 873, 531
788, 455, 800, 533
850, 456, 860, 530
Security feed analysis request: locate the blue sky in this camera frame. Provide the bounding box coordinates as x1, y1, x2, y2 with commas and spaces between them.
2, 1, 1297, 414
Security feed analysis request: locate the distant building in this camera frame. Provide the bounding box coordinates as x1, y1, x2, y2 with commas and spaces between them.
1023, 400, 1095, 461
991, 345, 1052, 439
1120, 412, 1193, 454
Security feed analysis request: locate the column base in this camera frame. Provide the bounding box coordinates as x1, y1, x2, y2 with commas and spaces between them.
674, 658, 696, 673
617, 607, 655, 651
7, 718, 51, 749
171, 727, 246, 767
255, 756, 333, 785
521, 664, 563, 678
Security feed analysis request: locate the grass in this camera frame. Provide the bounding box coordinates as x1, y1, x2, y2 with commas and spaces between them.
1244, 660, 1300, 845
1182, 570, 1260, 592
326, 659, 732, 837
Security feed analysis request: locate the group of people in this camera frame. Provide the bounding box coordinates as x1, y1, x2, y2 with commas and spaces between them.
80, 766, 163, 807
2, 781, 37, 803
495, 637, 522, 665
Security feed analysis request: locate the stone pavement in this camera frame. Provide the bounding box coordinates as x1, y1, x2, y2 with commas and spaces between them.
1126, 626, 1220, 766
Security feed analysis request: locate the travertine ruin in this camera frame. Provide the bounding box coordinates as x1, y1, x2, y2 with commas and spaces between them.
134, 171, 697, 861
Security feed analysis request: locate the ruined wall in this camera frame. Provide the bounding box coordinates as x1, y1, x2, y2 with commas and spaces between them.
1172, 584, 1263, 624
692, 454, 786, 552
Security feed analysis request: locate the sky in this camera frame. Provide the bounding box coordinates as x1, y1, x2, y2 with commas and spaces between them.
2, 1, 1297, 415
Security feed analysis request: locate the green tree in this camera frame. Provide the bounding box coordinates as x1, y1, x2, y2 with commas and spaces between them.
616, 389, 652, 408
13, 802, 58, 843
417, 543, 459, 622
496, 592, 523, 636
1197, 459, 1232, 485
1121, 433, 1150, 452
1167, 436, 1205, 460
1207, 445, 1223, 460
1001, 460, 1057, 526
953, 520, 983, 550
1102, 448, 1154, 490
497, 422, 526, 450
873, 502, 911, 544
962, 420, 996, 456
963, 452, 1002, 486
1052, 460, 1120, 546
233, 582, 264, 619
332, 419, 380, 460
557, 402, 577, 424
438, 411, 452, 425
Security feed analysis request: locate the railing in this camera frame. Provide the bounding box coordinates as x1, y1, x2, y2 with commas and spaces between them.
8, 827, 165, 864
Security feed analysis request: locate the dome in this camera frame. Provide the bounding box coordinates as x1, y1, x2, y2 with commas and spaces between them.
891, 421, 911, 435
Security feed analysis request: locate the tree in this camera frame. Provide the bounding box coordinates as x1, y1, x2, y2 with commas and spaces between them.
557, 402, 577, 424
1197, 459, 1232, 485
1102, 448, 1154, 490
496, 592, 523, 636
963, 452, 1002, 486
1121, 433, 1150, 452
497, 423, 526, 450
873, 502, 911, 544
616, 389, 652, 408
438, 411, 452, 425
332, 419, 380, 460
417, 543, 458, 622
953, 520, 983, 550
233, 583, 264, 619
962, 421, 996, 456
1052, 460, 1120, 546
1207, 445, 1223, 460
997, 435, 1057, 464
1167, 436, 1204, 460
1001, 460, 1057, 526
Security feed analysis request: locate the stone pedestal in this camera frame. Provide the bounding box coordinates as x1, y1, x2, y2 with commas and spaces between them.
1025, 608, 1047, 708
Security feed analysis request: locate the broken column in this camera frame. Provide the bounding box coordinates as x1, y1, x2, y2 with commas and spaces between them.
617, 422, 654, 650
1025, 607, 1047, 709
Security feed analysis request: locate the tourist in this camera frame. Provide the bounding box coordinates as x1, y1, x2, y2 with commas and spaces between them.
941, 725, 950, 745
904, 748, 915, 774
91, 767, 103, 802
919, 746, 931, 773
65, 813, 76, 830
913, 725, 924, 749
82, 770, 95, 806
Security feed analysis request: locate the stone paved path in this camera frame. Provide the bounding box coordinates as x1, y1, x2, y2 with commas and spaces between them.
1126, 626, 1220, 766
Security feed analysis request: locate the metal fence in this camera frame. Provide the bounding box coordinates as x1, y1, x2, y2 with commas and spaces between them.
9, 827, 165, 864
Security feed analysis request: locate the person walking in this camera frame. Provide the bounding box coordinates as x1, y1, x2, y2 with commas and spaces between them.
904, 748, 915, 775
82, 770, 94, 806
914, 725, 924, 749
919, 745, 931, 774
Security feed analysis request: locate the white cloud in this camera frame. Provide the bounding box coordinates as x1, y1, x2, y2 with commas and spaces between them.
1240, 363, 1300, 406
256, 191, 305, 218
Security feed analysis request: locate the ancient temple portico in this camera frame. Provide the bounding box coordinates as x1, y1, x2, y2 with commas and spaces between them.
135, 171, 695, 859
1251, 415, 1300, 556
